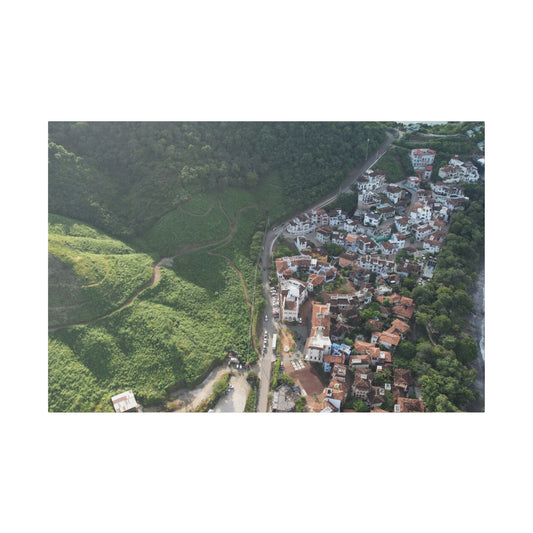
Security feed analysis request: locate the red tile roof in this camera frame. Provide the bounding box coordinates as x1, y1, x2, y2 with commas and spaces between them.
350, 354, 371, 366
353, 340, 376, 354
353, 377, 371, 391
378, 332, 401, 347
323, 353, 345, 364
396, 397, 425, 412
391, 319, 410, 334
394, 368, 413, 390
308, 273, 325, 287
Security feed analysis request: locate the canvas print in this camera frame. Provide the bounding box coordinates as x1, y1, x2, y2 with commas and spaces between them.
48, 122, 485, 413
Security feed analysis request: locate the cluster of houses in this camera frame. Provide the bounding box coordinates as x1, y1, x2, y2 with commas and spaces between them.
273, 149, 470, 325
269, 146, 483, 413
438, 156, 480, 183
279, 147, 479, 287
274, 253, 338, 321
301, 179, 468, 262
300, 297, 424, 413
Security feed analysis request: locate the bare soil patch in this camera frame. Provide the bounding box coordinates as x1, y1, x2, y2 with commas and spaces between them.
280, 327, 295, 355
288, 363, 325, 396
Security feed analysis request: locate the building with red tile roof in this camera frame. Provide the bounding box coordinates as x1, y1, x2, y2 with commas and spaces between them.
393, 368, 413, 392
390, 318, 410, 336
394, 397, 425, 412
305, 302, 332, 363
349, 353, 371, 369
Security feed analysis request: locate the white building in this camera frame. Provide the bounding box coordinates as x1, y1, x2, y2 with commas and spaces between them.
343, 218, 357, 232
406, 175, 422, 190
286, 213, 313, 234
431, 182, 465, 199
364, 212, 381, 227
295, 235, 309, 252
394, 216, 410, 234
389, 233, 406, 250
409, 203, 432, 224
413, 223, 434, 241
356, 169, 386, 192
316, 226, 331, 243
438, 157, 479, 183
305, 303, 332, 363
410, 148, 436, 169
111, 390, 139, 413
355, 254, 395, 275
385, 185, 403, 204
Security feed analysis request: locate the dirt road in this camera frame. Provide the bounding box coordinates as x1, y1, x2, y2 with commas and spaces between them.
168, 365, 251, 412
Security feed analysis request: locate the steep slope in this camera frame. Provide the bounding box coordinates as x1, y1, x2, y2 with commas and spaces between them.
47, 122, 389, 411
49, 122, 388, 236
48, 214, 154, 327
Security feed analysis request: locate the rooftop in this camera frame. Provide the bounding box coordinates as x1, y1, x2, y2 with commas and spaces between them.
111, 390, 138, 413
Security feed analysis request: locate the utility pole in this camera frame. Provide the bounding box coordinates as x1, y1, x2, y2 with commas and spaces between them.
365, 137, 370, 160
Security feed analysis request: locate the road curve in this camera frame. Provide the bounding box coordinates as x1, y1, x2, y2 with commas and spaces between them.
254, 129, 397, 412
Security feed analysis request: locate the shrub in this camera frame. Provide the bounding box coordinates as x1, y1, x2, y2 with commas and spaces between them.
295, 396, 306, 412
244, 388, 257, 412
194, 373, 230, 412
278, 374, 295, 386
271, 358, 281, 389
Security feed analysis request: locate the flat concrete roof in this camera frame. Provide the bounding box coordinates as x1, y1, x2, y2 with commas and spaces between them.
111, 390, 138, 413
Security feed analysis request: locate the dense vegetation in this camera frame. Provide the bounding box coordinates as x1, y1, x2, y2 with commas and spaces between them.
324, 189, 359, 214
370, 148, 413, 182
49, 122, 387, 238
394, 183, 485, 411
49, 122, 387, 411
49, 266, 252, 411
48, 214, 154, 326
244, 387, 258, 413
194, 373, 231, 412
393, 125, 484, 180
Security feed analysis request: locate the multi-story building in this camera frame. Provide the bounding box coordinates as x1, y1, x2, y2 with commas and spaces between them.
410, 148, 436, 170
280, 278, 308, 322
305, 302, 332, 363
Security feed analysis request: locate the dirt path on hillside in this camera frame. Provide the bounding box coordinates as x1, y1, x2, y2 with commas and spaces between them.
207, 200, 261, 357
167, 365, 231, 412
49, 198, 261, 358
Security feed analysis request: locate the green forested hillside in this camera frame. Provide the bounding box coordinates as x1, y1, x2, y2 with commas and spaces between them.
49, 264, 255, 411
49, 122, 387, 236
48, 121, 388, 411
48, 214, 154, 327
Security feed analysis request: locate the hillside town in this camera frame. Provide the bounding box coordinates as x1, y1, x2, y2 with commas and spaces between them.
264, 148, 481, 413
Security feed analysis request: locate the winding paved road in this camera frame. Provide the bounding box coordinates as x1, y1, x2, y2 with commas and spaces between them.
255, 130, 397, 412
